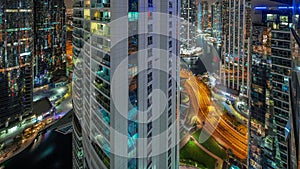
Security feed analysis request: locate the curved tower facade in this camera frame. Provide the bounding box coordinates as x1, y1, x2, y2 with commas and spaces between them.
72, 0, 180, 168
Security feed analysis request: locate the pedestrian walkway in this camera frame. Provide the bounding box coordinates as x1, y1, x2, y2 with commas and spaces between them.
0, 110, 72, 164
190, 135, 223, 169
0, 131, 38, 164
180, 129, 224, 169
0, 115, 40, 142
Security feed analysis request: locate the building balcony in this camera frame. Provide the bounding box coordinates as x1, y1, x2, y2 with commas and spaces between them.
73, 13, 83, 18
92, 113, 110, 141
95, 93, 110, 112
73, 2, 83, 8
95, 107, 110, 126
95, 69, 110, 82
91, 27, 110, 38
73, 41, 83, 48
91, 16, 111, 23
91, 142, 110, 169
91, 3, 110, 8
91, 41, 110, 53
84, 25, 90, 32
94, 80, 110, 97
73, 22, 83, 28
92, 56, 110, 69
73, 31, 83, 38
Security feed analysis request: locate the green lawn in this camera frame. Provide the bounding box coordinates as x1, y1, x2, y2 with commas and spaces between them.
192, 129, 227, 159
180, 140, 217, 169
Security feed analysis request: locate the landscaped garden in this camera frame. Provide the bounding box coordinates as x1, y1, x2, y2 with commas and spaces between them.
180, 139, 217, 169
192, 129, 227, 159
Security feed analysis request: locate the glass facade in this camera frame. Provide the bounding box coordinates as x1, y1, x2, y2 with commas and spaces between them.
211, 0, 222, 40
250, 6, 294, 169
250, 24, 274, 169
0, 0, 34, 128
221, 0, 252, 97
33, 0, 66, 87
290, 0, 300, 168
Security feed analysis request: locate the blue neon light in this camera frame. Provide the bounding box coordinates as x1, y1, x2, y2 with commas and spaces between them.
255, 6, 295, 10
254, 6, 267, 10
278, 6, 293, 9
278, 6, 288, 9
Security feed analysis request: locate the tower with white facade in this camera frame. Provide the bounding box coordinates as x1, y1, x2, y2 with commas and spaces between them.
72, 0, 180, 168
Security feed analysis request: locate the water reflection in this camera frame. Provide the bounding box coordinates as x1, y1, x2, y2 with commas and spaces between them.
1, 130, 72, 169
182, 35, 220, 75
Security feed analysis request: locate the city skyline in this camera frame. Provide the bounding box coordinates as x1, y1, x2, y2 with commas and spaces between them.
0, 0, 299, 169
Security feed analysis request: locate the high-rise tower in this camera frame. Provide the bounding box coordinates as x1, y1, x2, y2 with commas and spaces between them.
249, 4, 294, 168
211, 0, 222, 40
0, 0, 34, 129
33, 0, 66, 87
289, 0, 300, 168
221, 0, 252, 97
72, 0, 180, 169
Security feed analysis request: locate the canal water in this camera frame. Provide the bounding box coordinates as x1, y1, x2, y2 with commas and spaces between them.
181, 36, 220, 75
1, 130, 72, 169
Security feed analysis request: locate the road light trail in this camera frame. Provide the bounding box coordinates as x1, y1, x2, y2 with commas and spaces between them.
180, 69, 248, 159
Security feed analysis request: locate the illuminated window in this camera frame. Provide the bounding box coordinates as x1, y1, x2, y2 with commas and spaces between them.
128, 12, 139, 21
267, 14, 276, 21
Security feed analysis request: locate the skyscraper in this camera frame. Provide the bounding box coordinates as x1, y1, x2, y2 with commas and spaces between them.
290, 30, 300, 169
220, 0, 252, 97
250, 14, 275, 169
211, 0, 222, 39
249, 4, 294, 168
0, 0, 34, 129
289, 0, 300, 167
181, 0, 197, 24
72, 0, 180, 169
33, 0, 66, 87
198, 1, 209, 31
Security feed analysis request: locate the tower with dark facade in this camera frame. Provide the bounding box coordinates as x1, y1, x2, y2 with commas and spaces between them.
250, 4, 295, 168
211, 0, 222, 39
33, 0, 66, 87
0, 0, 34, 128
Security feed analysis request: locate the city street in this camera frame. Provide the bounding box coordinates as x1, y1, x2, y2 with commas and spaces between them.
180, 69, 248, 160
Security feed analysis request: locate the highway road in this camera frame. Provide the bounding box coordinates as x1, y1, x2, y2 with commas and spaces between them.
180, 69, 248, 160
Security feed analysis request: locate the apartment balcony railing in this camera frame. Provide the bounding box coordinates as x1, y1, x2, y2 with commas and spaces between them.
91, 3, 110, 8
96, 71, 110, 82
73, 31, 83, 38
98, 99, 110, 112
91, 54, 110, 67
91, 17, 111, 23
91, 142, 110, 168
73, 13, 83, 18
73, 22, 83, 28
73, 2, 83, 8
91, 41, 110, 52
73, 41, 83, 48
95, 81, 110, 96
